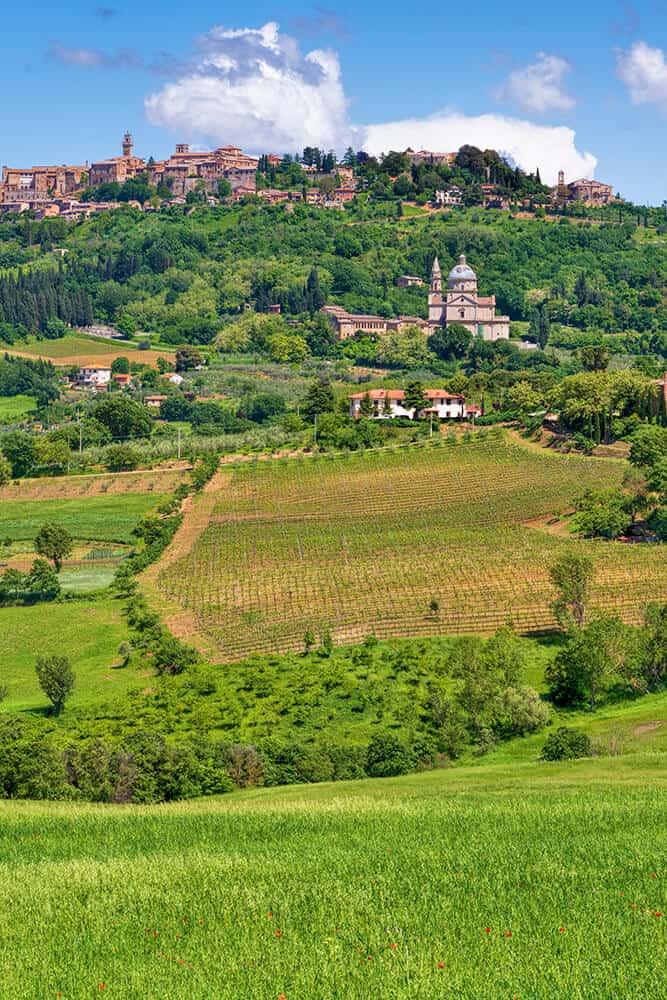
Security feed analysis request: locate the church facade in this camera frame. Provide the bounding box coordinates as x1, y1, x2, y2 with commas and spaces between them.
428, 255, 510, 341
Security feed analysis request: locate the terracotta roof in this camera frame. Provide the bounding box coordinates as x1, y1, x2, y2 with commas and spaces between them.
349, 389, 465, 401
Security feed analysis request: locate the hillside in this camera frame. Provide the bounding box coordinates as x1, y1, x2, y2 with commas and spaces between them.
148, 432, 667, 660
0, 756, 663, 999
3, 206, 667, 349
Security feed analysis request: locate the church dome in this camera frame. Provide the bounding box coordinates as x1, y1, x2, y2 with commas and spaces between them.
447, 254, 477, 285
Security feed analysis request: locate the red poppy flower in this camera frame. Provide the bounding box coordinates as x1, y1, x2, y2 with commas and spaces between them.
389, 943, 398, 949
266, 912, 273, 919
505, 931, 513, 937
655, 911, 663, 917
367, 955, 372, 961
558, 927, 565, 932
275, 929, 283, 938
437, 962, 444, 969
484, 927, 491, 934
278, 994, 286, 999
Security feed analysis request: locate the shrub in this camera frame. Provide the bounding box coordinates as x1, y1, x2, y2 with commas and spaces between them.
153, 635, 199, 676
493, 686, 550, 738
540, 727, 593, 761
366, 731, 414, 777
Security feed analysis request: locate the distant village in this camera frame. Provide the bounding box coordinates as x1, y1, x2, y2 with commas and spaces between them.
0, 133, 616, 221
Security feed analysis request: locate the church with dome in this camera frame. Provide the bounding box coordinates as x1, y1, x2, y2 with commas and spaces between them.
428, 254, 510, 341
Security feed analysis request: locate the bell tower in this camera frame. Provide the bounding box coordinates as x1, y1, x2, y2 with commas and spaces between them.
428, 256, 443, 324
122, 132, 134, 158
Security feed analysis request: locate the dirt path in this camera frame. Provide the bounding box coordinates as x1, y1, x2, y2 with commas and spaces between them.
140, 468, 230, 659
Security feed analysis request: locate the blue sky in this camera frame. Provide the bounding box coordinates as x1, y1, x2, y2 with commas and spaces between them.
2, 1, 667, 202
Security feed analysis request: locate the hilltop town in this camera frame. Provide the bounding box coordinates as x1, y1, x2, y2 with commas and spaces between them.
0, 134, 617, 221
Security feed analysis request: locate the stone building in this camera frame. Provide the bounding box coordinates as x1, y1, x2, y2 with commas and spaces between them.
552, 171, 614, 207
0, 163, 87, 203
322, 305, 429, 341
148, 143, 258, 196
89, 133, 146, 187
407, 149, 456, 168
428, 255, 510, 341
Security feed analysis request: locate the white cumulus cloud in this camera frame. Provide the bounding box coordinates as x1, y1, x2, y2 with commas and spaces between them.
362, 113, 596, 186
145, 21, 353, 152
616, 40, 667, 111
143, 21, 596, 183
496, 52, 575, 113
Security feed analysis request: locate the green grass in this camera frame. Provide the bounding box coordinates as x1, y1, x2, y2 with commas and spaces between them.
0, 493, 167, 543
59, 564, 120, 593
155, 433, 667, 660
0, 394, 36, 421
0, 756, 663, 998
0, 599, 138, 713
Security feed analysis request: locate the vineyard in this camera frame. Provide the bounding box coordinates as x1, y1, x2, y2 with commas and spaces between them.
155, 432, 667, 660
0, 466, 187, 502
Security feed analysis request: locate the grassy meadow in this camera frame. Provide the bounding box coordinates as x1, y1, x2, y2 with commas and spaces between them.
154, 433, 667, 660
0, 493, 167, 543
0, 599, 138, 713
0, 394, 36, 421
0, 756, 663, 999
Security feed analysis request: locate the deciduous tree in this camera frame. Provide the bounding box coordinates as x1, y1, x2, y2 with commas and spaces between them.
36, 654, 75, 716
34, 523, 73, 573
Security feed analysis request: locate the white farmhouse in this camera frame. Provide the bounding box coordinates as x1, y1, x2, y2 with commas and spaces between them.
349, 388, 479, 420
77, 366, 112, 388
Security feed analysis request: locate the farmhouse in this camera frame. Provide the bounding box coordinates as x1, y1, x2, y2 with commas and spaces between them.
349, 388, 476, 420
396, 275, 424, 287
144, 394, 168, 408
76, 366, 112, 388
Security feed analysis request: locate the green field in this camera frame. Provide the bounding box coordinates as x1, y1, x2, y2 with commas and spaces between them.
0, 756, 663, 999
0, 493, 167, 543
0, 599, 137, 712
154, 433, 667, 660
0, 394, 36, 421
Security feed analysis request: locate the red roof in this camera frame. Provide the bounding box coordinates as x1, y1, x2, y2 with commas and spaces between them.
349, 389, 465, 402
